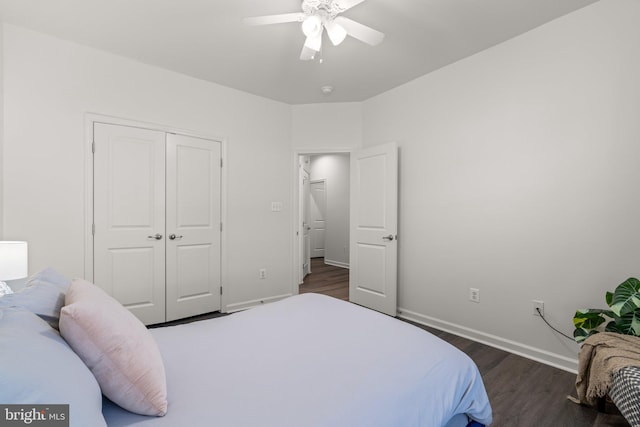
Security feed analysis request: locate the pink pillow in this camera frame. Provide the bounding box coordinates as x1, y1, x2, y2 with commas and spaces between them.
59, 279, 167, 416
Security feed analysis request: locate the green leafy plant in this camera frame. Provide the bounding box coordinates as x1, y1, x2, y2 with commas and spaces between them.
573, 278, 640, 343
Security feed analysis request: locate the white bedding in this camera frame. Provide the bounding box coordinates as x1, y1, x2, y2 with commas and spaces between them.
102, 293, 492, 427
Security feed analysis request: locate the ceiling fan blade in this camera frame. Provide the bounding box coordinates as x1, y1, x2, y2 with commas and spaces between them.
300, 45, 316, 61
243, 12, 304, 26
333, 0, 368, 12
334, 16, 384, 46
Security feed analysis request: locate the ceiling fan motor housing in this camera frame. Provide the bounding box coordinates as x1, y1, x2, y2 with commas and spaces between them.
302, 0, 345, 21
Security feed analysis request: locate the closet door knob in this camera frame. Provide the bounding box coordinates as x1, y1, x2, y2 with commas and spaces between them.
148, 233, 163, 240
169, 234, 183, 240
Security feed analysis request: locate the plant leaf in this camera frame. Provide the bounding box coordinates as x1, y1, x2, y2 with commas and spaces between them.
573, 328, 598, 344
573, 309, 608, 329
605, 310, 640, 336
609, 278, 640, 316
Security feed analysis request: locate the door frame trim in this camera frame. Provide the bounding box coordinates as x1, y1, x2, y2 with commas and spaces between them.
291, 148, 351, 294
83, 113, 228, 309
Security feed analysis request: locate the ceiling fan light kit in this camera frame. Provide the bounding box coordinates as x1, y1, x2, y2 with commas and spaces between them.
302, 15, 323, 38
324, 20, 347, 45
243, 0, 383, 61
304, 34, 322, 52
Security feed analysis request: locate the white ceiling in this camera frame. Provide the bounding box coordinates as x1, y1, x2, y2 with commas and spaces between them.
0, 0, 599, 105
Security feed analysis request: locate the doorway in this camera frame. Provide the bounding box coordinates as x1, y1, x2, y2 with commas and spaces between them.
293, 143, 398, 316
293, 151, 351, 288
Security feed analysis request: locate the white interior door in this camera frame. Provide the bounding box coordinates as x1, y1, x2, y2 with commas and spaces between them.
302, 170, 311, 278
93, 123, 166, 325
310, 180, 326, 258
165, 134, 222, 321
349, 142, 398, 316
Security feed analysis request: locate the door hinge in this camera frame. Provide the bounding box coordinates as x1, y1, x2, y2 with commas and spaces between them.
92, 141, 95, 153
220, 158, 223, 167
92, 223, 95, 235
220, 222, 223, 232
220, 286, 223, 295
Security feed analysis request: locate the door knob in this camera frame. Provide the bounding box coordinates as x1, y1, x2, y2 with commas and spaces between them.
169, 234, 183, 240
148, 233, 163, 240
382, 234, 394, 241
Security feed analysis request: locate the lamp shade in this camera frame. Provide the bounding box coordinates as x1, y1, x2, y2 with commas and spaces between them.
304, 34, 322, 52
325, 20, 347, 46
301, 15, 322, 38
0, 241, 28, 281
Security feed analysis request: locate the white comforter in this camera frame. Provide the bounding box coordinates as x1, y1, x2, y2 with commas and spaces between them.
103, 293, 492, 426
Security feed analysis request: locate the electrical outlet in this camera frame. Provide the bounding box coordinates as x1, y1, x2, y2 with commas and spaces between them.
259, 268, 267, 279
469, 288, 480, 303
532, 300, 544, 317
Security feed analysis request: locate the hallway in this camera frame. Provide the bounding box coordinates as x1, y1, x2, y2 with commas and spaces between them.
299, 258, 349, 301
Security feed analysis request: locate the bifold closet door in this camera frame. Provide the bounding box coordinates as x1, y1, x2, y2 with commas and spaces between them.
165, 134, 222, 321
93, 123, 167, 325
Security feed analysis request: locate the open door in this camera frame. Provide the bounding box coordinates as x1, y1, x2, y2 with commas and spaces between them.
301, 169, 311, 280
349, 142, 398, 316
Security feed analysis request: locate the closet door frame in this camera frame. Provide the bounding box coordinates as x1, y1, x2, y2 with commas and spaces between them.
83, 113, 228, 312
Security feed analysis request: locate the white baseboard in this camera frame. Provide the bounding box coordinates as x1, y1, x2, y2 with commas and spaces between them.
324, 259, 349, 269
224, 293, 292, 313
398, 307, 578, 374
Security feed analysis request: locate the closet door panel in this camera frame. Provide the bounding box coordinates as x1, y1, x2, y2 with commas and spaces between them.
166, 134, 222, 321
108, 247, 156, 305
93, 123, 166, 325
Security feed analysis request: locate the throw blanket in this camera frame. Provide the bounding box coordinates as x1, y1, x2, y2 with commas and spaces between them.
576, 332, 640, 406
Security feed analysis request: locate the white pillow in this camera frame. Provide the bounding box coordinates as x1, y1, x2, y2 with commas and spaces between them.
59, 279, 168, 416
0, 307, 107, 426
0, 267, 70, 329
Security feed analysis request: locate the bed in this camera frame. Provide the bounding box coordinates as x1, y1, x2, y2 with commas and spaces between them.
1, 269, 492, 427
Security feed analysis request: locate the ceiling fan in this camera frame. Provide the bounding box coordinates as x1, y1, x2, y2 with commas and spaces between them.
243, 0, 385, 60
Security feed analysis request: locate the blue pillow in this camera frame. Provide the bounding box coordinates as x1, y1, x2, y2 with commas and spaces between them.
0, 268, 70, 329
0, 307, 107, 427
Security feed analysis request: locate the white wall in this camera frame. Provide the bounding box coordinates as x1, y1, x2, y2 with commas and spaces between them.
292, 102, 362, 150
310, 154, 350, 267
1, 24, 293, 310
362, 0, 640, 371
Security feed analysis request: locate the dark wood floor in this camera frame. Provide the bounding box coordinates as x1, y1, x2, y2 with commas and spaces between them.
299, 258, 349, 301
301, 258, 630, 427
